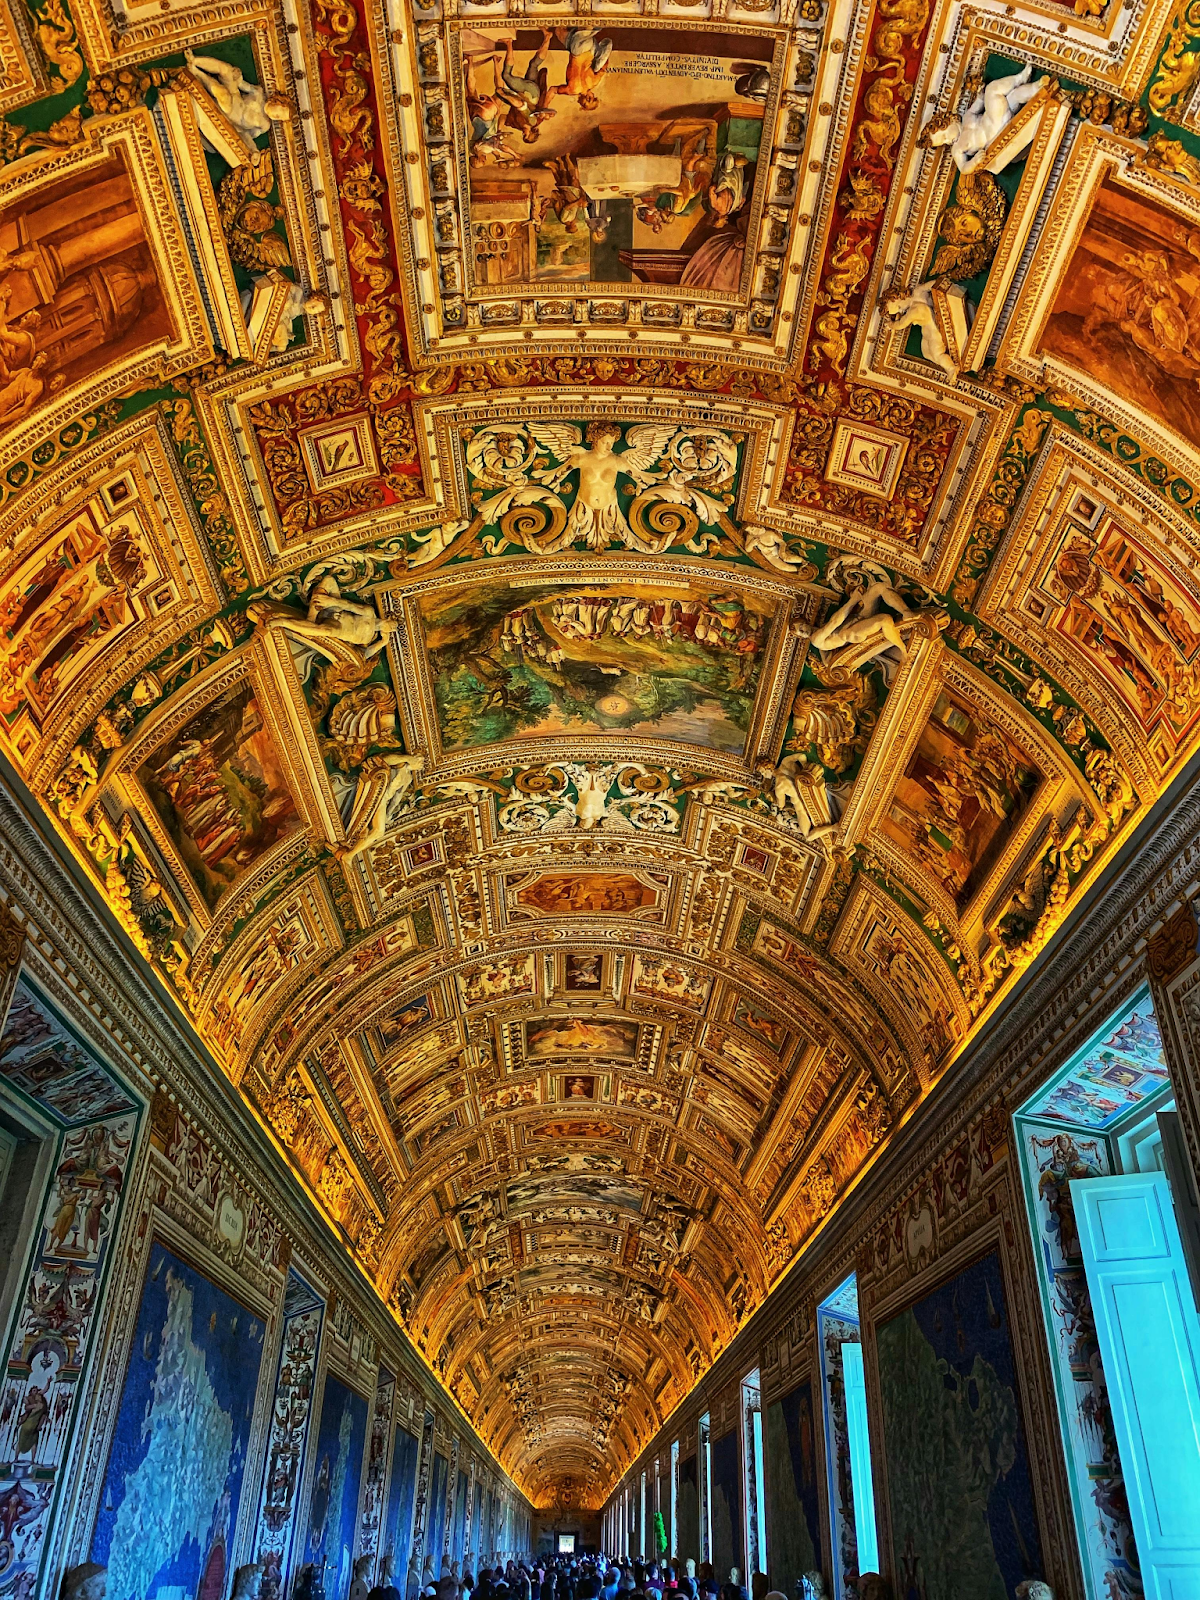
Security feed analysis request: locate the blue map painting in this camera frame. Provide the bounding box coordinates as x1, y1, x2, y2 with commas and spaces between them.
876, 1249, 1045, 1600
427, 1453, 448, 1569
91, 1242, 266, 1600
303, 1374, 369, 1600
383, 1426, 420, 1576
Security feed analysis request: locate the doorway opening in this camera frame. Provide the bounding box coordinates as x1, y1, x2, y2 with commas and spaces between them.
817, 1275, 878, 1600
1015, 986, 1200, 1599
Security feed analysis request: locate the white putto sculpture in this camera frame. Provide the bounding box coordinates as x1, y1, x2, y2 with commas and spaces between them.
185, 50, 293, 153
881, 281, 959, 379
918, 62, 1049, 175
744, 524, 813, 573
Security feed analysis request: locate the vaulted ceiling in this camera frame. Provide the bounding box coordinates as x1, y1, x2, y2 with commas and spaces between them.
1, 0, 1198, 1509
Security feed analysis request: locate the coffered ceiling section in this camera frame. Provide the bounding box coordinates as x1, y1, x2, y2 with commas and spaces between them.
2, 0, 1199, 1511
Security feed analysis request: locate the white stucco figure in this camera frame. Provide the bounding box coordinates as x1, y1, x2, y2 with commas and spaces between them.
754, 755, 836, 842
744, 524, 812, 572
185, 50, 292, 153
919, 62, 1048, 175
338, 752, 426, 860
810, 577, 915, 669
881, 281, 958, 378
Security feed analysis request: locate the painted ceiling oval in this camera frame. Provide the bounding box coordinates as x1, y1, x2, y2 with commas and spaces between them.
0, 0, 1197, 1507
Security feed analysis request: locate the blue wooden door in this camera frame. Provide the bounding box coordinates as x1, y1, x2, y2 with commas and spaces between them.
840, 1342, 879, 1576
1074, 1172, 1200, 1598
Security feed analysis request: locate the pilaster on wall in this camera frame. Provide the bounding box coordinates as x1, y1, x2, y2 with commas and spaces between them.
1147, 902, 1200, 1177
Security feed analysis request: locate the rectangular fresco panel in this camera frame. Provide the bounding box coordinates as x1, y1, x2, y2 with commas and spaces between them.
0, 151, 173, 438
879, 689, 1039, 909
1023, 1002, 1168, 1129
1040, 177, 1200, 452
0, 978, 137, 1126
1026, 507, 1200, 755
565, 953, 604, 991
427, 1452, 449, 1564
418, 580, 771, 754
138, 680, 301, 913
302, 1374, 370, 1600
731, 998, 787, 1052
0, 490, 173, 755
764, 1381, 822, 1599
453, 1467, 469, 1561
525, 1016, 638, 1059
514, 872, 662, 918
875, 1249, 1045, 1600
91, 1242, 267, 1600
0, 1104, 137, 1600
709, 1429, 743, 1582
459, 26, 774, 292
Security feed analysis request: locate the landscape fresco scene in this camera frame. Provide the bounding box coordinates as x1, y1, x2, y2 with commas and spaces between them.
138, 682, 301, 912
1041, 176, 1200, 451
459, 25, 774, 291
419, 580, 772, 753
879, 689, 1040, 909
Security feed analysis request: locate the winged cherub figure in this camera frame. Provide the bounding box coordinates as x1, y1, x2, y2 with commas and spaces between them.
466, 420, 734, 554
536, 420, 674, 548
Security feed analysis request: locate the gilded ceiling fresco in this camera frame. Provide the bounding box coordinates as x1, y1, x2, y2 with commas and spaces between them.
1, 0, 1199, 1513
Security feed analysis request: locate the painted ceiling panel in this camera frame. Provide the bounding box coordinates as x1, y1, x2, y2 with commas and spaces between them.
0, 0, 1196, 1510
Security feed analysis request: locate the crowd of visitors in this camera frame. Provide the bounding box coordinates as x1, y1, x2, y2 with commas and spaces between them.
371, 1554, 803, 1600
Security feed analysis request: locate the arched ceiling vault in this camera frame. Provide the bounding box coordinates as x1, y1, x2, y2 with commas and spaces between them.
1, 0, 1197, 1508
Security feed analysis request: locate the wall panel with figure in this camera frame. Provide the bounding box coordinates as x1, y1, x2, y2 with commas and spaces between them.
427, 1453, 449, 1571
300, 1374, 371, 1600
383, 1427, 421, 1581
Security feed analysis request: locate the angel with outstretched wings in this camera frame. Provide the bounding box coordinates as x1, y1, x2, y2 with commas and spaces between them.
527, 420, 675, 549
467, 420, 733, 552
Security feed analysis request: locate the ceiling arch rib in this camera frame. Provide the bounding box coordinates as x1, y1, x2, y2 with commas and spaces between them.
0, 0, 1197, 1511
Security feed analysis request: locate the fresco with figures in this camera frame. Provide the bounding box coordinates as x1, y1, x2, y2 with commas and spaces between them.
418, 580, 771, 754
460, 27, 775, 294
0, 153, 172, 434
301, 1376, 369, 1600
1042, 178, 1200, 450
